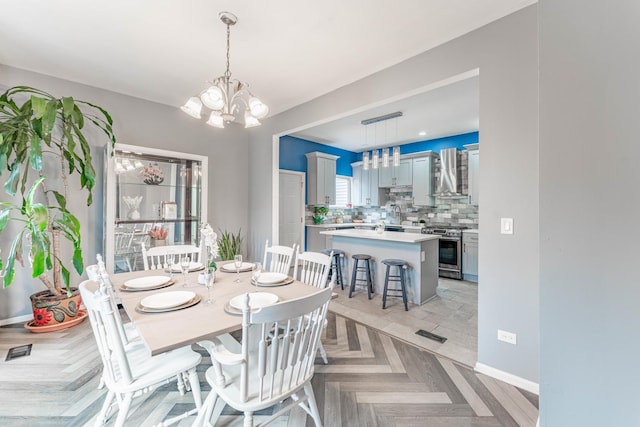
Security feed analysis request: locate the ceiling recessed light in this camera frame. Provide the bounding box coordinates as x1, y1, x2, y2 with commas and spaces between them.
419, 131, 427, 136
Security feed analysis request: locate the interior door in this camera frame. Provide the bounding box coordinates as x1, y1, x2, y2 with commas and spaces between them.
279, 170, 305, 251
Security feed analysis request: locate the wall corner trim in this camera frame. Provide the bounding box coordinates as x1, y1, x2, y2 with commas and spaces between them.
0, 313, 34, 327
474, 362, 539, 395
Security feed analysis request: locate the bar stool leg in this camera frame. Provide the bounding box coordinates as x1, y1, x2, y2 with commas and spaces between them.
366, 260, 373, 300
400, 265, 409, 311
382, 264, 390, 309
349, 259, 358, 298
336, 255, 344, 290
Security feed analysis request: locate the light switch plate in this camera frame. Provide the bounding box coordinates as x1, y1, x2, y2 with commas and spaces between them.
501, 218, 514, 234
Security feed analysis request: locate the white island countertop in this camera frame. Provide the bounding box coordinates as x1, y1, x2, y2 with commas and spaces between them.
320, 228, 440, 243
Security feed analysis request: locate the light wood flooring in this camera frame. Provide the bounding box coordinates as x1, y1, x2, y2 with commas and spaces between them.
0, 306, 537, 426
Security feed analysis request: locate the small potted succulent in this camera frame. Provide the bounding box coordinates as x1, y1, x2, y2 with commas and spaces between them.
312, 206, 329, 224
148, 226, 168, 246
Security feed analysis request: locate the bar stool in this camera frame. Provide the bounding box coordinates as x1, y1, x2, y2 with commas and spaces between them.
322, 249, 346, 290
381, 259, 410, 311
349, 254, 373, 299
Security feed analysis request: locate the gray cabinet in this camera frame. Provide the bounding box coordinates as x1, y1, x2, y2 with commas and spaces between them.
351, 161, 379, 206
464, 144, 479, 206
306, 152, 339, 205
379, 159, 412, 187
462, 231, 478, 282
412, 153, 436, 207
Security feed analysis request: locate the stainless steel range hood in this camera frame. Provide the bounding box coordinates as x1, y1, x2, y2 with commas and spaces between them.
436, 148, 462, 196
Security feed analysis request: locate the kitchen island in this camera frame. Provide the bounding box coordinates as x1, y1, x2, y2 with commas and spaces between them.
320, 229, 440, 304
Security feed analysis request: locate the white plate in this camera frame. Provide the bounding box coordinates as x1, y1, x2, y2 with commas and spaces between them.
170, 261, 203, 272
124, 275, 171, 289
141, 291, 196, 310
256, 272, 288, 284
229, 292, 278, 310
221, 262, 254, 272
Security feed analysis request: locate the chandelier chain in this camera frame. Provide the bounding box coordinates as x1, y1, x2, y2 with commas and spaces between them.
225, 23, 231, 79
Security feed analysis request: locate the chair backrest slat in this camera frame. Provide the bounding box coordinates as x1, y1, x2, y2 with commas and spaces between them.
262, 240, 297, 275
80, 280, 134, 385
237, 286, 332, 404
141, 244, 201, 270
293, 251, 332, 289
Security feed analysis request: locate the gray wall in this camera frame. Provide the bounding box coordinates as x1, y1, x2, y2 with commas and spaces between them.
0, 65, 249, 321
539, 1, 640, 425
250, 6, 539, 382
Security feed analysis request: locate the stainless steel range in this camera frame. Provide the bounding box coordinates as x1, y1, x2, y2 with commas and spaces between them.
421, 226, 467, 279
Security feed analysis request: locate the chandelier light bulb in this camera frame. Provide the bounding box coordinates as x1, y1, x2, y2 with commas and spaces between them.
201, 86, 225, 110
243, 111, 261, 128
249, 97, 269, 119
206, 111, 225, 128
180, 96, 203, 119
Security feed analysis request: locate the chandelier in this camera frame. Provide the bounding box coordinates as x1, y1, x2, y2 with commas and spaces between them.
181, 11, 269, 128
361, 112, 402, 170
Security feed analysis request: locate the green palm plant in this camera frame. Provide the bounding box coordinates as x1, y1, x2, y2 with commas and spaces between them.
217, 228, 243, 261
0, 86, 116, 296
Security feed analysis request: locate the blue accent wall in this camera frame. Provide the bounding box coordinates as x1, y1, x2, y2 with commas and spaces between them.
279, 135, 358, 177
354, 131, 479, 161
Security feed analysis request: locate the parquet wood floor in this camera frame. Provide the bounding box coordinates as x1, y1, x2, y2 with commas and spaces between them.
0, 310, 537, 426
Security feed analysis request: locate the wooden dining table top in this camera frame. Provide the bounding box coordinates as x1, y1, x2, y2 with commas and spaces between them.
115, 262, 318, 356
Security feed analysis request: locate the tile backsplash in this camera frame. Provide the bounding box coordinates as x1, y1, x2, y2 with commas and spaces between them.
306, 150, 478, 228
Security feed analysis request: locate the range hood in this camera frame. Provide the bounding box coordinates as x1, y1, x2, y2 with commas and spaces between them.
436, 148, 462, 196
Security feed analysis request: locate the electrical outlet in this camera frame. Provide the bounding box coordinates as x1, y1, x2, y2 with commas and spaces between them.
497, 329, 517, 345
381, 212, 387, 219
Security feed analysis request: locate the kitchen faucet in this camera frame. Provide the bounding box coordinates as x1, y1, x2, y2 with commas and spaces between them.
393, 205, 402, 220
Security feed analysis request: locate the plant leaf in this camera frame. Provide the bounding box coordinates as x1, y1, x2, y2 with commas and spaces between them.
29, 135, 43, 171
4, 162, 20, 196
0, 208, 9, 232
61, 97, 74, 118
30, 96, 46, 118
51, 191, 66, 209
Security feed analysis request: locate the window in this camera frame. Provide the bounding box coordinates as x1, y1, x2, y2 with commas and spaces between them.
334, 175, 351, 207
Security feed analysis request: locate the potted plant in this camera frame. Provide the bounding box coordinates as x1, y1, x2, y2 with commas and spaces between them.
0, 86, 116, 330
148, 226, 168, 246
217, 228, 243, 260
312, 206, 329, 224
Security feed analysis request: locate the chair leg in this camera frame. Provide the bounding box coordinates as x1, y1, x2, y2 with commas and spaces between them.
304, 382, 323, 427
192, 389, 219, 427
188, 367, 203, 409
114, 392, 133, 427
95, 389, 115, 426
318, 341, 328, 364
243, 411, 254, 427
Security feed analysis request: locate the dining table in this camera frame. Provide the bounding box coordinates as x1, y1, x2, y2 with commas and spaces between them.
114, 261, 319, 356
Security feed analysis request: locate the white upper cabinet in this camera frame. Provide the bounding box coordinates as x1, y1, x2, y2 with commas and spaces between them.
306, 152, 339, 205
351, 161, 379, 207
378, 159, 412, 187
464, 144, 479, 206
412, 153, 437, 207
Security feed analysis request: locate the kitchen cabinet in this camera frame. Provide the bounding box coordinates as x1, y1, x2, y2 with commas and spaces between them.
464, 143, 479, 206
379, 159, 412, 187
307, 226, 335, 252
351, 161, 379, 206
412, 153, 437, 207
306, 152, 339, 205
104, 143, 207, 274
462, 231, 478, 282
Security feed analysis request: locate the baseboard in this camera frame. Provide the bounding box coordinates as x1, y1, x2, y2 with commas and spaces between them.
474, 362, 539, 395
0, 313, 33, 327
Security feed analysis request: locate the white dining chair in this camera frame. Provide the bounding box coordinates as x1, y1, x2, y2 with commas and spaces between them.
141, 244, 201, 271
262, 240, 297, 274
194, 286, 333, 427
113, 229, 135, 272
292, 250, 333, 364
80, 280, 202, 427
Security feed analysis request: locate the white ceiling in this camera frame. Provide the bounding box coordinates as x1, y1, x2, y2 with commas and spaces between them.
292, 75, 479, 151
0, 0, 534, 125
